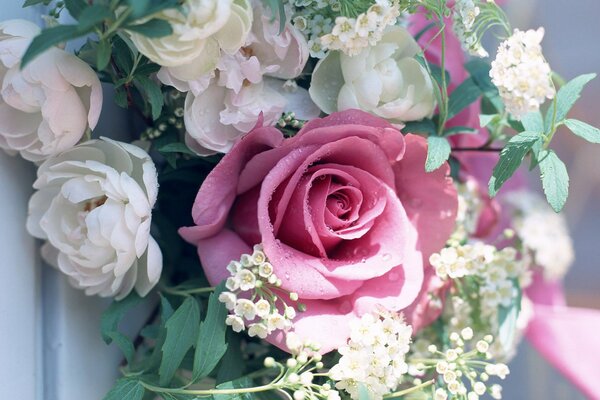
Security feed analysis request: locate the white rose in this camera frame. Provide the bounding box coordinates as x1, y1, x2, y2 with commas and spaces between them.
309, 25, 435, 123
183, 76, 285, 155
129, 0, 252, 74
0, 19, 102, 162
26, 139, 162, 299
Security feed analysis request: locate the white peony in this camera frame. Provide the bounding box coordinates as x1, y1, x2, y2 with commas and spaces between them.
0, 19, 102, 162
129, 0, 252, 75
309, 25, 436, 124
26, 139, 162, 299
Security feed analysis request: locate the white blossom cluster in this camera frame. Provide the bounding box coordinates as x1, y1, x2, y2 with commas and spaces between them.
504, 191, 574, 280
452, 0, 488, 57
329, 312, 412, 400
430, 243, 529, 313
263, 333, 342, 400
219, 244, 300, 338
490, 28, 555, 119
293, 9, 335, 58
319, 1, 401, 56
415, 332, 509, 400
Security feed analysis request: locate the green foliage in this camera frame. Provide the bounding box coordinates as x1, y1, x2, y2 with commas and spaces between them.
564, 119, 600, 144
101, 293, 144, 343
489, 131, 542, 197
192, 283, 229, 382
64, 0, 87, 19
358, 383, 371, 400
551, 73, 596, 126
21, 25, 85, 68
22, 0, 52, 7
539, 150, 570, 212
262, 0, 286, 33
103, 379, 145, 400
159, 297, 201, 386
125, 19, 173, 38
447, 77, 481, 120
497, 280, 522, 356
425, 136, 451, 172
134, 75, 164, 120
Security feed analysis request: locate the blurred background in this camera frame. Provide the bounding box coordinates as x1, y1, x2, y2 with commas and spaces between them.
501, 0, 599, 398
0, 1, 598, 399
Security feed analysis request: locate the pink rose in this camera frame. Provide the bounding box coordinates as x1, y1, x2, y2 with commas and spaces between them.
180, 110, 458, 352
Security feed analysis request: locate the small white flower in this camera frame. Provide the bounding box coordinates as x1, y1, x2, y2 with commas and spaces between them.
267, 313, 287, 331
235, 299, 257, 320
461, 327, 474, 340
258, 262, 274, 278
248, 322, 269, 339
474, 382, 487, 395
218, 291, 237, 310
226, 276, 240, 291
236, 269, 257, 291
255, 299, 271, 318
226, 315, 245, 332
284, 306, 297, 320
435, 388, 448, 400
476, 340, 490, 353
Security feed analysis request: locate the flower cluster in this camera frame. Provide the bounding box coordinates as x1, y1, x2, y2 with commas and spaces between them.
452, 0, 489, 58
262, 333, 342, 400
504, 191, 574, 280
411, 331, 509, 399
329, 312, 412, 400
293, 11, 335, 58
490, 28, 555, 119
450, 180, 486, 245
219, 245, 302, 338
319, 1, 400, 56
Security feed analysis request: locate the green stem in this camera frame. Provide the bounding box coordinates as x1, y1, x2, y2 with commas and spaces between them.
544, 95, 558, 148
141, 381, 281, 396
383, 379, 436, 398
160, 286, 215, 297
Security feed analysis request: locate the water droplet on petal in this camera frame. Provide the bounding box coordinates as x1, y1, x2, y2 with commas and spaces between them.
382, 253, 392, 262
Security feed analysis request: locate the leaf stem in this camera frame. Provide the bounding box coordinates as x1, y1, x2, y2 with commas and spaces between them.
160, 286, 216, 297
141, 381, 281, 396
383, 379, 436, 398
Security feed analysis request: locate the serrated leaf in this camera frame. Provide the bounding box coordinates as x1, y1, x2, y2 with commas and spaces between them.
358, 383, 371, 400
553, 73, 596, 124
21, 25, 84, 68
539, 150, 569, 212
126, 19, 173, 38
64, 0, 87, 19
521, 111, 544, 133
159, 142, 197, 157
159, 297, 201, 386
447, 77, 481, 120
192, 283, 228, 382
147, 296, 175, 372
216, 331, 244, 384
497, 279, 521, 356
101, 293, 144, 344
134, 75, 164, 120
106, 331, 135, 364
103, 379, 145, 400
97, 39, 112, 71
488, 131, 542, 197
564, 119, 600, 144
425, 136, 451, 172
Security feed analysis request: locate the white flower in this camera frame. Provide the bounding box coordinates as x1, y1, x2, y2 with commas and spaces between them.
235, 298, 257, 320
218, 291, 237, 310
128, 0, 252, 72
435, 388, 449, 400
452, 0, 489, 57
258, 262, 274, 278
236, 269, 257, 291
26, 139, 161, 299
0, 20, 102, 162
310, 26, 435, 124
255, 299, 271, 318
248, 322, 269, 339
226, 314, 245, 332
490, 28, 555, 119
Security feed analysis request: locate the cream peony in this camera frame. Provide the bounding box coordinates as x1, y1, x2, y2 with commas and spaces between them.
26, 139, 162, 299
309, 26, 436, 124
129, 0, 252, 75
0, 19, 102, 162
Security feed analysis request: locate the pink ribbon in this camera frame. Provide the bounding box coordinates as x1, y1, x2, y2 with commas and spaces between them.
525, 273, 600, 399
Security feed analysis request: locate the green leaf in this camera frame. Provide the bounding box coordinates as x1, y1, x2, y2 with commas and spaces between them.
216, 331, 244, 384
444, 126, 478, 136
403, 119, 436, 136
212, 377, 257, 400
521, 111, 544, 133
465, 59, 503, 112
134, 75, 164, 120
23, 0, 50, 7
447, 77, 481, 120
497, 280, 521, 356
97, 39, 112, 71
101, 293, 144, 344
126, 19, 173, 38
553, 73, 596, 123
425, 136, 451, 172
106, 331, 135, 364
64, 0, 87, 19
147, 296, 175, 372
21, 25, 84, 68
479, 114, 497, 128
539, 150, 569, 212
103, 379, 145, 400
262, 0, 286, 34
159, 142, 198, 157
159, 297, 201, 386
192, 283, 228, 382
488, 131, 542, 197
564, 119, 600, 144
78, 5, 114, 30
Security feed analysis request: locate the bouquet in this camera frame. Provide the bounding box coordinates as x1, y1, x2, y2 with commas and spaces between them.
4, 0, 600, 398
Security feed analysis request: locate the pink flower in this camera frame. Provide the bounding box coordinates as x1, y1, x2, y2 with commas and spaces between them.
180, 110, 458, 352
